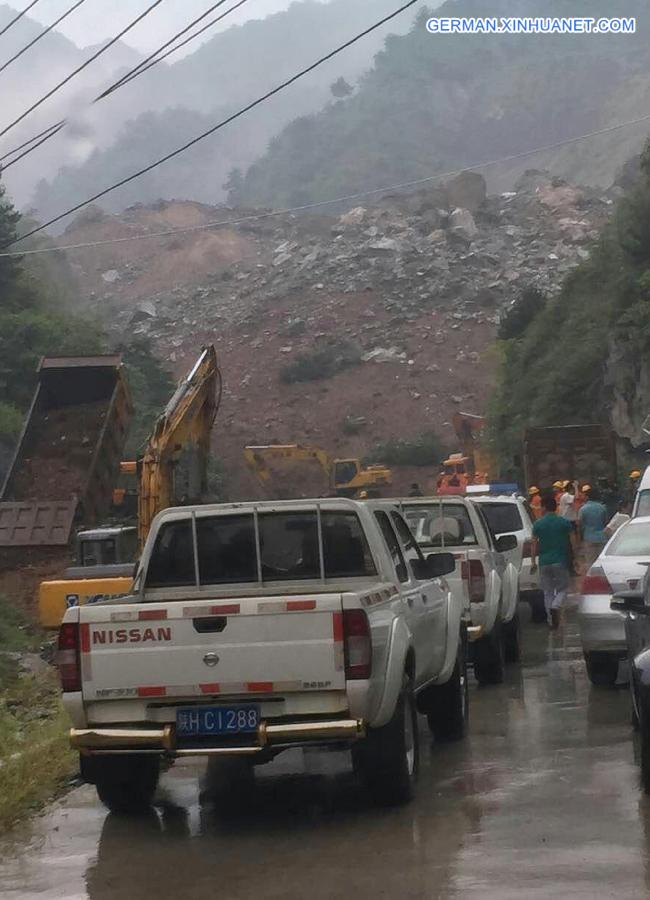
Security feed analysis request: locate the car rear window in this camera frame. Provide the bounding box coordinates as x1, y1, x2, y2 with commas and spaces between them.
636, 491, 650, 517
145, 510, 377, 588
605, 523, 650, 558
403, 503, 477, 547
479, 502, 523, 535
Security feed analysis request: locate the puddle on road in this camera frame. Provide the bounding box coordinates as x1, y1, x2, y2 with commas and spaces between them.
0, 611, 648, 900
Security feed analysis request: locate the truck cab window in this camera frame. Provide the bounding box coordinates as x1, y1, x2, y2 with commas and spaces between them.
391, 512, 426, 573
145, 521, 196, 588
375, 511, 408, 583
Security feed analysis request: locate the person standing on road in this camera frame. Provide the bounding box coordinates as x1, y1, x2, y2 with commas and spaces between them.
559, 481, 578, 574
579, 487, 608, 570
528, 485, 542, 519
532, 495, 573, 630
559, 482, 577, 524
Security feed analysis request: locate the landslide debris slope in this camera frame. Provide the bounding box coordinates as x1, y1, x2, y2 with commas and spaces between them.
61, 170, 612, 497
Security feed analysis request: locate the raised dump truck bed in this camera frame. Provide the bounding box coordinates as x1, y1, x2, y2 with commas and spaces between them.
0, 356, 132, 547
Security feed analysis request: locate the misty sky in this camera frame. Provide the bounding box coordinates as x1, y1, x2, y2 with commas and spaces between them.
28, 0, 322, 52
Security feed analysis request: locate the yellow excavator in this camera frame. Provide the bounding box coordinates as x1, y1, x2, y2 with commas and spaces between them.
39, 346, 221, 627
243, 444, 392, 498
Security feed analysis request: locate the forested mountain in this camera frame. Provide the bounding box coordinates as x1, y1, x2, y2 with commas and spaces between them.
489, 147, 650, 474
233, 0, 650, 208
1, 0, 421, 217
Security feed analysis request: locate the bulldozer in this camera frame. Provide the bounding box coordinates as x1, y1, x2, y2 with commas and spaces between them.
38, 346, 221, 627
243, 444, 392, 498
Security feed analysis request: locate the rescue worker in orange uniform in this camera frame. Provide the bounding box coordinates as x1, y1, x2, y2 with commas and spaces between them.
529, 485, 543, 520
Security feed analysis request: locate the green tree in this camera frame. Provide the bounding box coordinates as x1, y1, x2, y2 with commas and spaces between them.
330, 77, 353, 99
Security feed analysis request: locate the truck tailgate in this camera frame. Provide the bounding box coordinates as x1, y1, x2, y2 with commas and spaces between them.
78, 594, 346, 701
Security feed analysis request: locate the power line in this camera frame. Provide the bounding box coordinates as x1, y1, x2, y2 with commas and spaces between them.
4, 0, 421, 247
0, 0, 41, 38
0, 0, 249, 169
3, 108, 650, 258
99, 0, 247, 100
0, 0, 165, 140
0, 0, 88, 74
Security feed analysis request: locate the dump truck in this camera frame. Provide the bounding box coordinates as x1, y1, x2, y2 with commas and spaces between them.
523, 425, 617, 491
243, 444, 392, 498
39, 346, 221, 628
0, 355, 132, 548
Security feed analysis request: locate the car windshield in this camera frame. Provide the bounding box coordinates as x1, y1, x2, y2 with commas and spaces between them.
636, 490, 650, 517
403, 503, 477, 547
145, 510, 377, 588
606, 522, 650, 557
479, 502, 523, 535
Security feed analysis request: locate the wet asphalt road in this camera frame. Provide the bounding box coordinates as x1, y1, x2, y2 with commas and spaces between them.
2, 606, 650, 900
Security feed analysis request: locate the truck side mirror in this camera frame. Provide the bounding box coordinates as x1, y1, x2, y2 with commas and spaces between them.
495, 534, 518, 552
611, 590, 648, 614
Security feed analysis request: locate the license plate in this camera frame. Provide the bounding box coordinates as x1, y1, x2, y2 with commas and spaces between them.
176, 705, 260, 737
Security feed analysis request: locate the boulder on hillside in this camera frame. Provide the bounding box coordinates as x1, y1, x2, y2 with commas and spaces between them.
449, 207, 478, 240
447, 172, 487, 213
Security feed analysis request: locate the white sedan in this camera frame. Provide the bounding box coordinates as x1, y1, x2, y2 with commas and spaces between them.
579, 516, 650, 685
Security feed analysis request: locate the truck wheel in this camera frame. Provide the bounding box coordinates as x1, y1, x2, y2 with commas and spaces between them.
354, 676, 419, 807
585, 652, 619, 686
94, 755, 160, 814
529, 591, 547, 624
424, 636, 469, 742
503, 613, 521, 664
473, 623, 505, 686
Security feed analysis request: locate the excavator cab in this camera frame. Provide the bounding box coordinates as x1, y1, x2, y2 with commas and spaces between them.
333, 459, 361, 489
76, 526, 138, 567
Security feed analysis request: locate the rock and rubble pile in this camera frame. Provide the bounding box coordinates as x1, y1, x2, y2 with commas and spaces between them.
94, 170, 611, 352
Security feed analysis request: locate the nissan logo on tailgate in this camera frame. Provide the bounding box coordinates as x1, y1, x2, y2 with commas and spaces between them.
203, 652, 220, 667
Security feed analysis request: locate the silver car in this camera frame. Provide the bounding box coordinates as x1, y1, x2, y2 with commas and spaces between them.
579, 516, 650, 685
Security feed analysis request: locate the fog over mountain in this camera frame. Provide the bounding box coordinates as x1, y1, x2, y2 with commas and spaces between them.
0, 0, 422, 216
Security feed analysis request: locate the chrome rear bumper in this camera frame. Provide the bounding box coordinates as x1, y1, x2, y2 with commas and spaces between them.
70, 718, 366, 756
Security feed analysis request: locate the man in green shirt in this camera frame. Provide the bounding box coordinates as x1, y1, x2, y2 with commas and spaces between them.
532, 495, 573, 629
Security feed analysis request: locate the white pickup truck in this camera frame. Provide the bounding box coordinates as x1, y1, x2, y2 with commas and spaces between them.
57, 499, 468, 813
400, 497, 520, 684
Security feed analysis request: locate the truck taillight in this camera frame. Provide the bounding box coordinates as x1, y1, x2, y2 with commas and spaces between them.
522, 540, 533, 559
469, 560, 486, 602
582, 566, 612, 595
57, 622, 81, 692
343, 609, 372, 680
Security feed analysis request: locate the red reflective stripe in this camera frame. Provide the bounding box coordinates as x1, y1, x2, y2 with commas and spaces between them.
137, 686, 166, 697
211, 604, 240, 615
332, 611, 344, 643
200, 683, 221, 694
79, 623, 90, 653
247, 682, 273, 693
287, 600, 316, 611
138, 609, 168, 621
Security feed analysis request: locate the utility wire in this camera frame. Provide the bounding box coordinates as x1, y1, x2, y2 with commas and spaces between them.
99, 0, 246, 100
3, 108, 650, 258
4, 0, 421, 247
0, 0, 166, 140
0, 0, 88, 74
0, 0, 41, 38
0, 0, 249, 169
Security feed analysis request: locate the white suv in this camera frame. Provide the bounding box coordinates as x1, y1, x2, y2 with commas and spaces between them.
474, 495, 545, 624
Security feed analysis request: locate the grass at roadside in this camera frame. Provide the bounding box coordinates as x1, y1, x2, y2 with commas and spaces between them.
0, 596, 75, 833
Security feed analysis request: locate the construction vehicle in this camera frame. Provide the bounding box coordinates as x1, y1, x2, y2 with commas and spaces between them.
38, 346, 221, 628
243, 444, 392, 498
523, 425, 617, 491
0, 355, 132, 548
436, 413, 494, 495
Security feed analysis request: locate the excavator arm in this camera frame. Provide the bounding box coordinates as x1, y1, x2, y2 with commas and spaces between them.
138, 346, 221, 547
